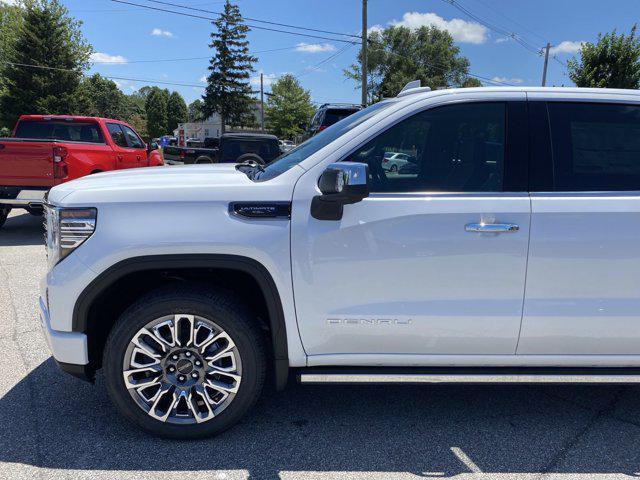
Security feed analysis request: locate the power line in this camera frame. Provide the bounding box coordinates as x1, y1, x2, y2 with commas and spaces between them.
367, 41, 515, 86
440, 0, 543, 55
90, 46, 301, 64
295, 43, 356, 78
143, 0, 362, 40
467, 0, 547, 43
109, 0, 361, 44
1, 61, 207, 88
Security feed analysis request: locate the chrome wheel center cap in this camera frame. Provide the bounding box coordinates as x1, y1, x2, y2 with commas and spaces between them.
176, 359, 194, 374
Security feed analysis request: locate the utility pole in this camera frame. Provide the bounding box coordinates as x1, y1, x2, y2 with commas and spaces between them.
260, 72, 265, 132
541, 42, 551, 86
361, 0, 367, 106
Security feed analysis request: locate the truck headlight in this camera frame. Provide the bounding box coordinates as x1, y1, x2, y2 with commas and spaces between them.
44, 205, 97, 268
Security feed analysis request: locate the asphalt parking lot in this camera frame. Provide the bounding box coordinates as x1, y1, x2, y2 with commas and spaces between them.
2, 209, 640, 480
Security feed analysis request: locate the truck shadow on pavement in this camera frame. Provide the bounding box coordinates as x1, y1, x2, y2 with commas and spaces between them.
2, 357, 640, 478
0, 210, 44, 247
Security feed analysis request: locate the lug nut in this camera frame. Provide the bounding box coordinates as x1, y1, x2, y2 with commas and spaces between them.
191, 372, 199, 379
168, 366, 175, 373
172, 354, 179, 361
178, 375, 185, 382
185, 351, 192, 357
194, 360, 201, 367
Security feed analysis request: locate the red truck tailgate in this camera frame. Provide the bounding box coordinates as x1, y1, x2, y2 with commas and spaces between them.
0, 140, 54, 187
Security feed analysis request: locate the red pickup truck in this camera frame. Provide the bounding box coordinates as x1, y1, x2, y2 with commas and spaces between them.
0, 115, 163, 229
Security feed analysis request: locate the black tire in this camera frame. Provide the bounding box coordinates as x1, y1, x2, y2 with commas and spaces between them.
194, 156, 214, 164
103, 285, 266, 439
236, 153, 265, 165
0, 207, 9, 229
390, 164, 398, 173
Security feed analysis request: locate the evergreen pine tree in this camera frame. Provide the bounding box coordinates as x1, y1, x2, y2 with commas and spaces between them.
0, 0, 91, 127
167, 91, 188, 132
145, 87, 169, 138
202, 1, 256, 132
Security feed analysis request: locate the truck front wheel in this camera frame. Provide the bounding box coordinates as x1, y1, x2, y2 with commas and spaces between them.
0, 207, 9, 229
103, 286, 266, 439
194, 156, 214, 164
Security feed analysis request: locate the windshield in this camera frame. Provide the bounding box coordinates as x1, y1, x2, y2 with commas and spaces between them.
246, 100, 396, 182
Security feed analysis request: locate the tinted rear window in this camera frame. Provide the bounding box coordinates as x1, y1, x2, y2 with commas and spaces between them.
548, 102, 640, 191
14, 120, 104, 143
322, 108, 360, 126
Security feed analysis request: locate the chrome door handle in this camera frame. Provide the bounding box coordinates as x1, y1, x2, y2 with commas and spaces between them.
465, 222, 519, 233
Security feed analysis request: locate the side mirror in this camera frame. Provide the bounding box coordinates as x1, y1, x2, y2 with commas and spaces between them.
311, 162, 369, 220
147, 141, 159, 152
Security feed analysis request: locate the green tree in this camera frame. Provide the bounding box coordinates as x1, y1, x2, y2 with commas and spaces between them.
461, 77, 482, 88
345, 25, 479, 102
188, 99, 205, 122
126, 113, 148, 140
0, 1, 23, 113
145, 87, 169, 138
0, 0, 92, 128
124, 90, 147, 118
202, 0, 256, 132
567, 25, 640, 89
265, 74, 314, 139
75, 74, 127, 118
166, 91, 187, 132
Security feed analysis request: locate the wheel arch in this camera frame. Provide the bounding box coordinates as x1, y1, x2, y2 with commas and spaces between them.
73, 254, 289, 389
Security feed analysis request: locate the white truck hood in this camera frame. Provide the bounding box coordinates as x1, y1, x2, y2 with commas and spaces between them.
48, 164, 295, 206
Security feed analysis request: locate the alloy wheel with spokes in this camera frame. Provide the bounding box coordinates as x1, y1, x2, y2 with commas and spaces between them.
104, 287, 266, 438
123, 314, 243, 425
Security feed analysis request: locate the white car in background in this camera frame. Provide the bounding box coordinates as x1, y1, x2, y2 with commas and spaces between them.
279, 140, 296, 153
382, 152, 413, 172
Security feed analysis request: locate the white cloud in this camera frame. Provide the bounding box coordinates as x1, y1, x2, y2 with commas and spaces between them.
90, 52, 128, 64
295, 43, 336, 53
151, 28, 173, 38
491, 76, 524, 85
389, 12, 487, 44
0, 0, 20, 5
495, 36, 510, 44
250, 71, 277, 86
549, 40, 584, 55
113, 79, 136, 91
199, 75, 207, 83
368, 24, 385, 35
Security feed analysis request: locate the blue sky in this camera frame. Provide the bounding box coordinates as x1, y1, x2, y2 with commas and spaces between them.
25, 0, 640, 104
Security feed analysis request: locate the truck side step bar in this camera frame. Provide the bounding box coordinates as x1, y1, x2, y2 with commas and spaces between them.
298, 367, 640, 384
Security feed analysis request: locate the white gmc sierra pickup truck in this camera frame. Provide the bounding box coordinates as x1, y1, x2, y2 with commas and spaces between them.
41, 85, 640, 438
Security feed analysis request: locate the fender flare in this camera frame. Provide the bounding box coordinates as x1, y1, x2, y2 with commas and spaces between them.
73, 254, 289, 389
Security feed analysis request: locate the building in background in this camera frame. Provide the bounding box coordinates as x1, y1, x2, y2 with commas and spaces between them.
174, 101, 264, 145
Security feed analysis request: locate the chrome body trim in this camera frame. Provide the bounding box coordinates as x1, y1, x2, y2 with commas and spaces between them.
465, 222, 519, 233
531, 191, 640, 197
369, 192, 529, 198
299, 372, 640, 384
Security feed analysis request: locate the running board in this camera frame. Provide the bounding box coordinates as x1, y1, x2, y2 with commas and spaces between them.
298, 367, 640, 384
